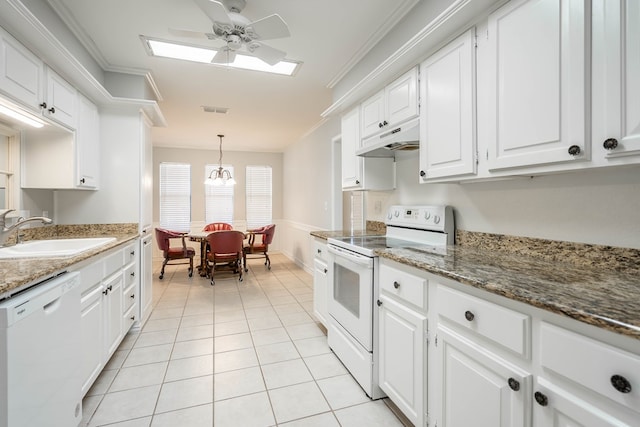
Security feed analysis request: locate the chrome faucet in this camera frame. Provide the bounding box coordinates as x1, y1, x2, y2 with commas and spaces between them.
0, 209, 53, 246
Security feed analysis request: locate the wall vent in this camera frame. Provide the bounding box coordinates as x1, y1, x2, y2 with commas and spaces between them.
202, 106, 229, 114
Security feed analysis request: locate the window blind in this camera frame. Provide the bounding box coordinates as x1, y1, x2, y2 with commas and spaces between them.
246, 165, 272, 229
159, 162, 191, 232
205, 164, 234, 223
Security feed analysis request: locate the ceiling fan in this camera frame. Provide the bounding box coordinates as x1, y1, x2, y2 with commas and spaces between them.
170, 0, 290, 66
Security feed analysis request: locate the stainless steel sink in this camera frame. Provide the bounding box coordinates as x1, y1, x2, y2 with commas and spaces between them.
0, 237, 117, 259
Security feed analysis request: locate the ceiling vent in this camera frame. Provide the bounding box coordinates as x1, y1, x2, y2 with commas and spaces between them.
202, 106, 229, 114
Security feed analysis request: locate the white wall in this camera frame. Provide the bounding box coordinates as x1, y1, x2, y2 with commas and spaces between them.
153, 147, 283, 225
281, 118, 340, 269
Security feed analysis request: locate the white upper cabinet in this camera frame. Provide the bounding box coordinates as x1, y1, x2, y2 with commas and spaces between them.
341, 106, 395, 191
0, 27, 44, 111
341, 106, 363, 189
419, 28, 477, 181
44, 68, 77, 129
483, 0, 590, 171
361, 67, 419, 141
591, 0, 640, 161
76, 93, 99, 189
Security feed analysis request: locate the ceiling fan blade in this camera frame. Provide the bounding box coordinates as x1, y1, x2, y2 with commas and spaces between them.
193, 0, 232, 25
168, 28, 216, 40
211, 47, 237, 64
248, 42, 286, 66
247, 14, 290, 40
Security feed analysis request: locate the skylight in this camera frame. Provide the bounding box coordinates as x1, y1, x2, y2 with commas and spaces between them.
142, 38, 299, 76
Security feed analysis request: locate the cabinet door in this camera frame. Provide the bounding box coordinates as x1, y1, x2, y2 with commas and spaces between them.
76, 93, 99, 189
139, 235, 153, 325
361, 90, 385, 140
341, 107, 363, 189
485, 0, 589, 170
313, 258, 328, 326
45, 68, 77, 128
378, 296, 426, 427
420, 28, 476, 180
592, 0, 640, 160
533, 377, 635, 427
0, 29, 43, 111
435, 326, 531, 427
104, 273, 124, 359
80, 284, 103, 396
385, 67, 418, 128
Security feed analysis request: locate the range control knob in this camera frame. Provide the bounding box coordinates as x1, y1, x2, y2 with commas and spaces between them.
387, 213, 393, 220
394, 210, 400, 218
424, 211, 431, 220
433, 215, 441, 224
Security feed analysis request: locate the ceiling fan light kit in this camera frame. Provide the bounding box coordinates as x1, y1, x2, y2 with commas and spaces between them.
174, 0, 291, 66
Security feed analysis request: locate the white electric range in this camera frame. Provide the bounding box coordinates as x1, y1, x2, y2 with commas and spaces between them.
326, 205, 454, 399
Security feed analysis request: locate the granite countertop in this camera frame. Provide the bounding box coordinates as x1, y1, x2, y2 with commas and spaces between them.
376, 244, 640, 340
0, 224, 140, 298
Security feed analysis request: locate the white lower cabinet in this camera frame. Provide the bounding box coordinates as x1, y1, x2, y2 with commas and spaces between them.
378, 295, 426, 426
312, 238, 329, 327
533, 377, 636, 427
77, 240, 139, 396
376, 258, 640, 427
435, 325, 531, 427
103, 271, 124, 359
378, 260, 427, 426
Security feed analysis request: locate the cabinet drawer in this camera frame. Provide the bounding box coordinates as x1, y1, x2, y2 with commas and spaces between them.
78, 260, 103, 295
124, 243, 137, 265
104, 249, 124, 277
123, 304, 136, 332
123, 283, 136, 313
436, 285, 530, 358
313, 239, 328, 263
379, 264, 427, 311
123, 263, 136, 288
540, 322, 640, 413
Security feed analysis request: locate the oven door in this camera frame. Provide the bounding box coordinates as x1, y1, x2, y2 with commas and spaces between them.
327, 244, 374, 351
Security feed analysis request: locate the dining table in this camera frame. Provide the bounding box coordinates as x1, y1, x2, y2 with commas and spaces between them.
188, 229, 250, 277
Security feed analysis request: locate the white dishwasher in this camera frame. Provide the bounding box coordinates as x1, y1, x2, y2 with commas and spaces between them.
0, 272, 83, 427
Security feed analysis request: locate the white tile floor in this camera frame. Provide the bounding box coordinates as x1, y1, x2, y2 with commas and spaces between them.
81, 254, 409, 427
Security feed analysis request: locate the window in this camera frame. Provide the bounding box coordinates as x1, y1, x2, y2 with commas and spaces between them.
159, 163, 191, 231
246, 165, 272, 229
205, 164, 234, 223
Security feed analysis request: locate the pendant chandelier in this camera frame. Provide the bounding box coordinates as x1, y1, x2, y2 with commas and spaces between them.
204, 134, 236, 186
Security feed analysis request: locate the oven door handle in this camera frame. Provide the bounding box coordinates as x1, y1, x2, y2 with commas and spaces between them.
328, 244, 373, 267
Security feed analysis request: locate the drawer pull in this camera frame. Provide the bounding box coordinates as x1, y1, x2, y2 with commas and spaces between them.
508, 378, 520, 391
130, 272, 135, 277
130, 315, 136, 320
130, 294, 135, 299
393, 281, 400, 289
464, 310, 475, 322
534, 391, 548, 406
317, 248, 321, 254
377, 299, 382, 307
611, 375, 632, 394
323, 268, 327, 274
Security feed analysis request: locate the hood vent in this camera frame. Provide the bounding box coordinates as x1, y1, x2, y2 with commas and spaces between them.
356, 117, 420, 157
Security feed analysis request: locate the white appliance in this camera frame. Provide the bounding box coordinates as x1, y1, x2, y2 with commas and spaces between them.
0, 272, 82, 427
327, 205, 454, 399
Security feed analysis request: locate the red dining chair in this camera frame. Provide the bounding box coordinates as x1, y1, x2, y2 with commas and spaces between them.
203, 222, 233, 231
243, 224, 276, 272
155, 228, 196, 279
206, 230, 245, 285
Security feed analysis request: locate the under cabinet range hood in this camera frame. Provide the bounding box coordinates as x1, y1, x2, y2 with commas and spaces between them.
356, 117, 420, 157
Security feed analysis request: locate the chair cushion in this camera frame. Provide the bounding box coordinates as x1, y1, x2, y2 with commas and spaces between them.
244, 243, 267, 253
168, 247, 196, 258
